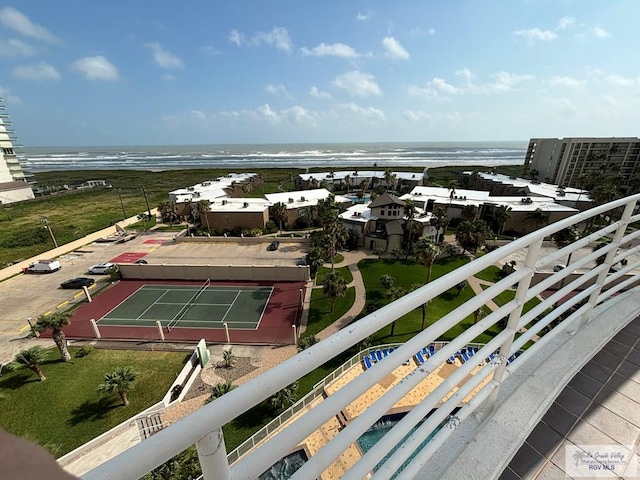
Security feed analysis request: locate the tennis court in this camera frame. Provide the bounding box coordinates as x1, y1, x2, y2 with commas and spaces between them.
66, 278, 304, 344
98, 282, 273, 330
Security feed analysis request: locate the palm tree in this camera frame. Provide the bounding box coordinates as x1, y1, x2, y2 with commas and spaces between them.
9, 346, 47, 381
272, 202, 288, 234
413, 237, 441, 329
553, 227, 581, 287
456, 219, 492, 254
34, 312, 72, 362
447, 180, 458, 211
206, 380, 236, 403
525, 208, 550, 232
493, 205, 512, 235
404, 199, 418, 258
430, 207, 449, 242
222, 347, 236, 368
270, 382, 298, 411
384, 168, 396, 191
157, 201, 178, 225
343, 174, 351, 193
196, 199, 211, 233
461, 204, 479, 221
98, 366, 138, 406
323, 271, 348, 312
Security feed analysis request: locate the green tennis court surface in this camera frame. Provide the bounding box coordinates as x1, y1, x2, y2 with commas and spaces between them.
98, 284, 273, 330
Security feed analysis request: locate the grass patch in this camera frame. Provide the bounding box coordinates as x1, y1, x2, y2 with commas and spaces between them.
304, 287, 356, 338
474, 265, 502, 283
315, 266, 353, 285
0, 347, 187, 456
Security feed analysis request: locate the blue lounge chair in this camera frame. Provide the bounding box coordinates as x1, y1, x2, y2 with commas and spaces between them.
363, 356, 373, 369
375, 350, 383, 362
421, 347, 430, 358
459, 350, 469, 363
486, 353, 495, 363
466, 347, 475, 357
369, 353, 378, 364
382, 348, 389, 358
414, 351, 426, 365
429, 345, 436, 356
447, 355, 456, 364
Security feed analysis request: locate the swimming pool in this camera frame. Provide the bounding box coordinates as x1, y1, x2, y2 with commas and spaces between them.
347, 195, 371, 203
357, 412, 444, 478
258, 449, 308, 480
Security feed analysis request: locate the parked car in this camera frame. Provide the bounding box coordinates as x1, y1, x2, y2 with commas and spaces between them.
267, 241, 280, 251
553, 265, 565, 272
60, 277, 95, 289
23, 259, 61, 274
88, 263, 115, 274
134, 259, 148, 264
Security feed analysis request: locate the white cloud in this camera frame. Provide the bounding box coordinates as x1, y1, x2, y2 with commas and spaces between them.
0, 38, 35, 56
71, 56, 119, 81
309, 86, 331, 98
407, 85, 439, 100
300, 42, 361, 58
229, 29, 245, 46
202, 46, 221, 56
280, 105, 320, 125
403, 110, 433, 121
603, 74, 637, 87
382, 36, 409, 60
235, 103, 319, 126
266, 83, 292, 98
557, 16, 576, 30
408, 27, 435, 37
456, 68, 475, 84
593, 27, 610, 38
337, 103, 385, 122
163, 74, 176, 81
514, 28, 558, 43
356, 11, 373, 21
0, 86, 21, 104
547, 76, 585, 89
229, 27, 292, 52
12, 61, 60, 81
333, 71, 382, 97
0, 7, 61, 44
145, 42, 184, 69
190, 110, 206, 121
430, 77, 461, 95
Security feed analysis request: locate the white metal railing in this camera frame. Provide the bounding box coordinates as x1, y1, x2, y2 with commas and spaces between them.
82, 194, 640, 480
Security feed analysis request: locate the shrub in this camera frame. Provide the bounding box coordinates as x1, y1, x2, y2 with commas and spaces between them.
74, 347, 92, 358
265, 220, 278, 234
297, 335, 318, 352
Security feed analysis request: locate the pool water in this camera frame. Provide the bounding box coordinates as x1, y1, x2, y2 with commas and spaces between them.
357, 413, 443, 478
347, 195, 371, 203
259, 449, 308, 480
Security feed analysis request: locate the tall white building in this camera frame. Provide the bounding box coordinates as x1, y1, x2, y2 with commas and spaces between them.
0, 100, 35, 204
522, 137, 640, 189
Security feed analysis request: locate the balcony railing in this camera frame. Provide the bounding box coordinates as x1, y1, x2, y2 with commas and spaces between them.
83, 194, 640, 480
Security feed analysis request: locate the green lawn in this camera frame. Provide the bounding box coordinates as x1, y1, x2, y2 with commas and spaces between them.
303, 287, 356, 338
355, 255, 504, 344
474, 265, 503, 283
315, 265, 353, 285
0, 347, 188, 456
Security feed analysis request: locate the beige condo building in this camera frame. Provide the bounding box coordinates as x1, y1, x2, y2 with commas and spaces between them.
522, 137, 640, 189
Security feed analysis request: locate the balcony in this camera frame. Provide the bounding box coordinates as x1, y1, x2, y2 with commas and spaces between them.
82, 194, 640, 480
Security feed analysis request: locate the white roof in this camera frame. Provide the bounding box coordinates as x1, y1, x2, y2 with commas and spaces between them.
299, 171, 423, 182
339, 203, 377, 223
265, 189, 350, 209
404, 186, 492, 202
470, 172, 590, 202
484, 196, 578, 213
170, 173, 257, 203
208, 197, 269, 213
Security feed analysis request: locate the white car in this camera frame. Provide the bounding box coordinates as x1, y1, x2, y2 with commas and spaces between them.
88, 263, 115, 274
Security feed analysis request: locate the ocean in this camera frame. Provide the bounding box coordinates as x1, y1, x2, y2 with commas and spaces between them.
19, 141, 526, 172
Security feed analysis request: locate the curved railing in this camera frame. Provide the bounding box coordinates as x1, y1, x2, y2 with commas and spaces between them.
83, 194, 640, 480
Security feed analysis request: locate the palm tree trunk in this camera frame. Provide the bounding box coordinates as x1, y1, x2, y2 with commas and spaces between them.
120, 391, 129, 406
330, 298, 335, 313
31, 366, 46, 381
53, 331, 71, 362
390, 320, 396, 336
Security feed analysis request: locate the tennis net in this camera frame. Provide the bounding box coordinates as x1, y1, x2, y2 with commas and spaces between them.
167, 279, 211, 331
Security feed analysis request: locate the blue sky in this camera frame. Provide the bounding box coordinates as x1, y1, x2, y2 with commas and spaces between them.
0, 1, 638, 146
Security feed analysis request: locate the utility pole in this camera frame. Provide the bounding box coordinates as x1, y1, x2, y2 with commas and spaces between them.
141, 187, 152, 220
42, 217, 58, 248
117, 190, 127, 220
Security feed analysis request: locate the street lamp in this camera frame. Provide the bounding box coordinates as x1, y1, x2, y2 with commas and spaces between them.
117, 190, 127, 220
42, 217, 58, 248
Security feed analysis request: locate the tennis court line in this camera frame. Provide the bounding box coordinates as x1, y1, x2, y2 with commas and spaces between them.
219, 290, 242, 324
135, 290, 172, 322
98, 288, 170, 323
253, 286, 275, 331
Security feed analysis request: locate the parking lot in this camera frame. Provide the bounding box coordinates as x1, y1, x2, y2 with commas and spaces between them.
0, 233, 308, 341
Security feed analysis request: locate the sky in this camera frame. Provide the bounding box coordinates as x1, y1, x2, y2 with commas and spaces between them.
0, 1, 639, 147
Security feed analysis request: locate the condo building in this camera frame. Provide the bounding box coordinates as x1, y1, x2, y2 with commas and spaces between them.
522, 137, 640, 189
0, 100, 35, 204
